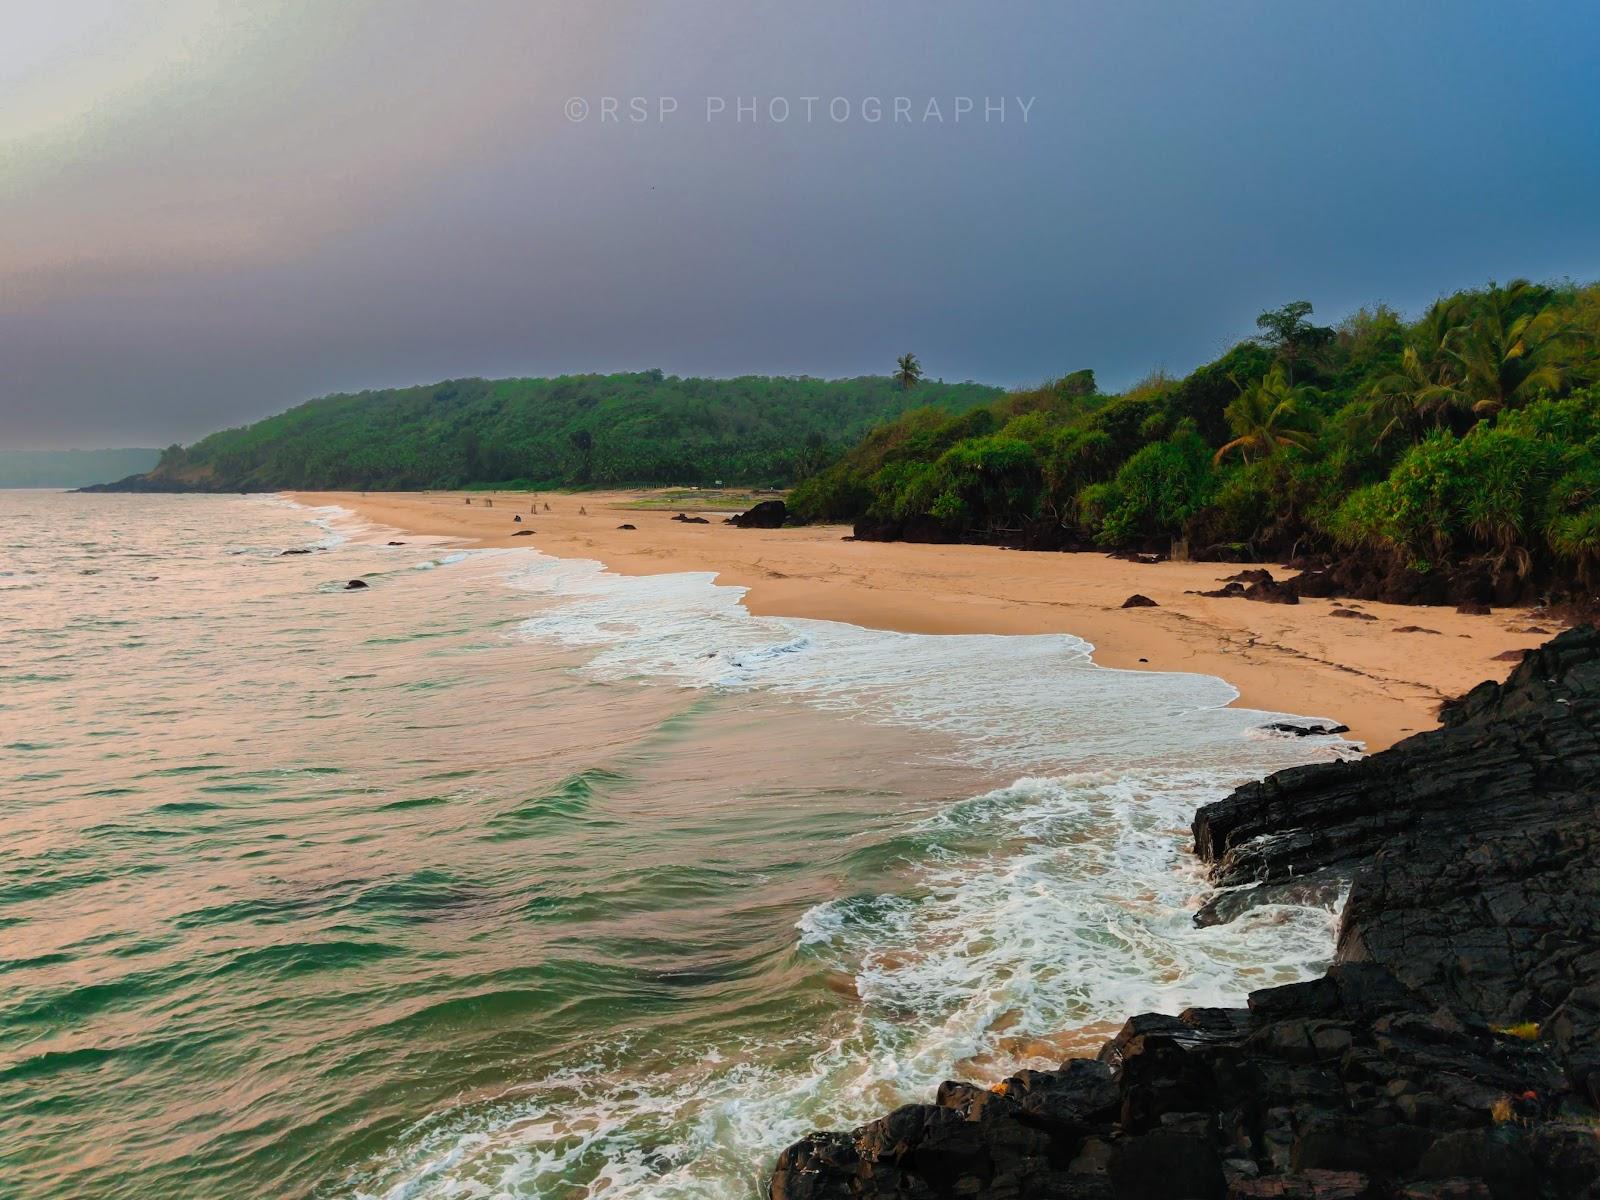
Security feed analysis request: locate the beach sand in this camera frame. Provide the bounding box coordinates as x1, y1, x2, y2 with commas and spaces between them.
293, 489, 1560, 751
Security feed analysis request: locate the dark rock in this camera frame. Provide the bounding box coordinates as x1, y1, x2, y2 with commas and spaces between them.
1292, 568, 1343, 599
343, 579, 368, 590
853, 513, 961, 543
1194, 574, 1300, 604
1329, 608, 1378, 621
1395, 626, 1442, 635
75, 473, 215, 493
616, 523, 636, 530
1245, 577, 1301, 604
1455, 601, 1492, 616
1109, 1130, 1223, 1198
386, 541, 406, 546
512, 529, 535, 536
1263, 722, 1351, 738
280, 548, 314, 555
1223, 568, 1276, 585
768, 627, 1600, 1200
1490, 649, 1527, 662
1122, 594, 1160, 608
725, 500, 788, 529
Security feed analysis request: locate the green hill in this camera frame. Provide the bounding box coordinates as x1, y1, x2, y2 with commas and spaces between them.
101, 372, 1000, 492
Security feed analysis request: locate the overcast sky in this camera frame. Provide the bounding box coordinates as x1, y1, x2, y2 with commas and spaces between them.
4, 0, 1599, 449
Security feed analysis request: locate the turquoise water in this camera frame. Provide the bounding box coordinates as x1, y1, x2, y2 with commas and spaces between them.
0, 491, 1346, 1199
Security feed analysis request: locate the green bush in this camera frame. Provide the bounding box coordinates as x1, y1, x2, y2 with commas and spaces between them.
1085, 428, 1217, 545
1328, 427, 1566, 569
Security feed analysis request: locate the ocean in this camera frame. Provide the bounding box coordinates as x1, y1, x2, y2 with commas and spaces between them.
0, 490, 1347, 1199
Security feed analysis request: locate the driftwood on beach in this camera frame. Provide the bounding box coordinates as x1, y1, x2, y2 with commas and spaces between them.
769, 625, 1600, 1200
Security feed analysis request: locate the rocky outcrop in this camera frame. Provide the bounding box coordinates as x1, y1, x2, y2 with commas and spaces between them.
1287, 551, 1544, 610
853, 514, 963, 543
1121, 594, 1159, 609
729, 500, 791, 528
1192, 572, 1301, 605
768, 626, 1600, 1200
75, 473, 219, 493
1261, 721, 1350, 738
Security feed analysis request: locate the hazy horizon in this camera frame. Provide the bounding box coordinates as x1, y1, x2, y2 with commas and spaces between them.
5, 0, 1599, 450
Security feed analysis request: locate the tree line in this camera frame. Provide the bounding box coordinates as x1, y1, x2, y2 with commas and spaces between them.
144, 372, 1001, 491
790, 280, 1600, 598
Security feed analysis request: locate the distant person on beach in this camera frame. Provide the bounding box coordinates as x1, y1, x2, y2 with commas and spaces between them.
464, 497, 471, 504
579, 505, 587, 516
544, 502, 551, 511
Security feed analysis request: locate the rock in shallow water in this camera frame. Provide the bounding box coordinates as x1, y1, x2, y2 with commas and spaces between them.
1261, 721, 1351, 738
767, 626, 1600, 1200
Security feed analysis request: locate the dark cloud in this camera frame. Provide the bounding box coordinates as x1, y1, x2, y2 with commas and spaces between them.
3, 0, 1598, 448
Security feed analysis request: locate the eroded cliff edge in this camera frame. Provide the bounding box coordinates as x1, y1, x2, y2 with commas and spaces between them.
769, 626, 1600, 1200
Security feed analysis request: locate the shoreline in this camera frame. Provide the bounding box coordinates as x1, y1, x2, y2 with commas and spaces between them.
291, 488, 1560, 751
772, 627, 1600, 1199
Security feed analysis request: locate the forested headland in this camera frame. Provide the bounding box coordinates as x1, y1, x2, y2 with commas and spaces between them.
791, 280, 1600, 607
90, 373, 1000, 493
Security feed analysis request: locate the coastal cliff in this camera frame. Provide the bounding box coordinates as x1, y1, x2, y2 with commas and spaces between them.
769, 626, 1600, 1199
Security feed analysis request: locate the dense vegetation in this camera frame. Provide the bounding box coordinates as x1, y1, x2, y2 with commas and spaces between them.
132, 373, 1000, 491
1, 448, 159, 488
792, 280, 1600, 602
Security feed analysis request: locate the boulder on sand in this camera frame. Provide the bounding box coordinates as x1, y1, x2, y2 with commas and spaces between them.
1328, 607, 1378, 620
724, 499, 788, 528
1193, 574, 1300, 604
343, 579, 368, 590
1121, 594, 1159, 608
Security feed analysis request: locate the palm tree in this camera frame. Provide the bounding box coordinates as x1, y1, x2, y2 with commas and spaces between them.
1446, 281, 1572, 419
895, 353, 923, 391
1363, 298, 1468, 443
1213, 367, 1320, 465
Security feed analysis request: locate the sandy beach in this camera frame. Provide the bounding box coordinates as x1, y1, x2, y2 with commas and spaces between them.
294, 489, 1561, 751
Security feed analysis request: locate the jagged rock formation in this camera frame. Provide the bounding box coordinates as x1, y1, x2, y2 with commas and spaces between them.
769, 626, 1600, 1200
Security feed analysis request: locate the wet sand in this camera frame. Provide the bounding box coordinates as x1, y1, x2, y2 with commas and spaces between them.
293, 489, 1559, 751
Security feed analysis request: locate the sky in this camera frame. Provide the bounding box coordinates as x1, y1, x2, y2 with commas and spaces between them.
3, 0, 1599, 449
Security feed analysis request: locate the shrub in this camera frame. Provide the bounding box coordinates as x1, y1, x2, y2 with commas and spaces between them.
1086, 428, 1217, 545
